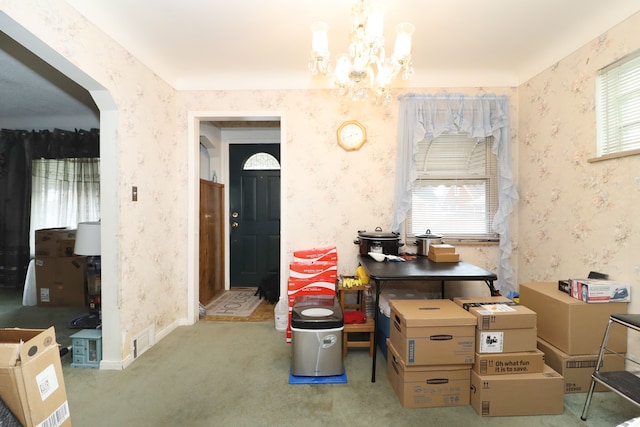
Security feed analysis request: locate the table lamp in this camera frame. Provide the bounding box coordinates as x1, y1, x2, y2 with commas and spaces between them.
70, 221, 101, 329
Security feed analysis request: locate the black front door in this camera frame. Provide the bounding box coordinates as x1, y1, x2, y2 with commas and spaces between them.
229, 144, 280, 288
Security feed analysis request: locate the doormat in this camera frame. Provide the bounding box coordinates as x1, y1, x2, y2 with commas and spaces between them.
205, 289, 262, 318
288, 369, 348, 384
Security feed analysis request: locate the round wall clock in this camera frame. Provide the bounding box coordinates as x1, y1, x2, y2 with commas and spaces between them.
336, 120, 367, 151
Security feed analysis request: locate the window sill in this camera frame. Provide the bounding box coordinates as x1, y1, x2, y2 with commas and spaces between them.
441, 239, 499, 246
588, 148, 640, 163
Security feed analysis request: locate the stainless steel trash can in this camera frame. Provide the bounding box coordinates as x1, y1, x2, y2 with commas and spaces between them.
291, 295, 344, 377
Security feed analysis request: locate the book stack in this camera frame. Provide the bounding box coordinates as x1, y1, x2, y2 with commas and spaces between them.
427, 243, 460, 262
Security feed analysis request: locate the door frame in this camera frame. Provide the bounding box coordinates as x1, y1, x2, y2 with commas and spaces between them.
0, 13, 122, 369
187, 111, 287, 324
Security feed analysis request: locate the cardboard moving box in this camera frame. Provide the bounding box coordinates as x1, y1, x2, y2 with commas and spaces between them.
473, 350, 545, 375
35, 257, 87, 307
0, 328, 71, 427
470, 364, 564, 416
387, 340, 471, 409
537, 337, 625, 393
389, 299, 476, 366
34, 228, 77, 258
519, 282, 627, 355
465, 303, 536, 330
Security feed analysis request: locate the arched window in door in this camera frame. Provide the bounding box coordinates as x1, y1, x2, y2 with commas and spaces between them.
244, 152, 280, 170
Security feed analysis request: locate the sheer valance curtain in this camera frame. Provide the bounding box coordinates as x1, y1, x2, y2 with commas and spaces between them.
30, 158, 101, 252
391, 94, 519, 293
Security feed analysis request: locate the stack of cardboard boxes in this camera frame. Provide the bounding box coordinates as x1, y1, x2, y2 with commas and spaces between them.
455, 296, 564, 416
520, 282, 628, 394
427, 244, 460, 263
285, 246, 337, 343
34, 228, 87, 307
386, 299, 476, 408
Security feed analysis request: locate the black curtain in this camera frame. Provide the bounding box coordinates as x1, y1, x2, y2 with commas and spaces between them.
0, 128, 99, 289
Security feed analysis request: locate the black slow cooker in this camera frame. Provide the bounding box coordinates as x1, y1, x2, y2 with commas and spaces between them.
354, 227, 403, 256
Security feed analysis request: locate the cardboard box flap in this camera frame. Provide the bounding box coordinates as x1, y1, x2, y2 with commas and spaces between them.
390, 299, 477, 327
0, 328, 58, 367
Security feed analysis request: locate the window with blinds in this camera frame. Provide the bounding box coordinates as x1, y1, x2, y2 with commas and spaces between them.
406, 134, 499, 241
596, 50, 640, 157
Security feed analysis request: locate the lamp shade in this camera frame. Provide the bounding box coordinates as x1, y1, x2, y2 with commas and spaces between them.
74, 221, 101, 256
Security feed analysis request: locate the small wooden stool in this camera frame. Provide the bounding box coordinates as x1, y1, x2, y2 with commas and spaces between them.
338, 282, 375, 358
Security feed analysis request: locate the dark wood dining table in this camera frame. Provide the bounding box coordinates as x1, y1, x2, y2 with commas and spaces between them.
357, 254, 498, 382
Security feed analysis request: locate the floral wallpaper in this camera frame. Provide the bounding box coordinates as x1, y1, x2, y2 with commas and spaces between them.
3, 0, 638, 367
518, 13, 640, 357
1, 0, 184, 365
176, 88, 514, 299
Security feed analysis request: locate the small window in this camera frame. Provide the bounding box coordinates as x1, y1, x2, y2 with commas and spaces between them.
243, 152, 280, 170
596, 50, 640, 157
406, 133, 498, 241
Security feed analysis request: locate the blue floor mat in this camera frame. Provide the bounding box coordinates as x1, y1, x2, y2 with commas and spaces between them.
288, 369, 348, 384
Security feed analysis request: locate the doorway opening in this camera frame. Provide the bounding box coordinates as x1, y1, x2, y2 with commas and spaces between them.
0, 13, 120, 368
188, 113, 287, 323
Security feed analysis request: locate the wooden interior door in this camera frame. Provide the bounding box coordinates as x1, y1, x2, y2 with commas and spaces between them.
199, 179, 224, 304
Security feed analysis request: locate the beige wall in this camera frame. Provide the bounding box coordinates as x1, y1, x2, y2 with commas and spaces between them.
1, 0, 185, 366
177, 88, 514, 297
518, 13, 640, 357
2, 0, 638, 367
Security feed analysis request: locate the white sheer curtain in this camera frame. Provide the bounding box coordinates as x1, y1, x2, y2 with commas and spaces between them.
391, 94, 519, 293
29, 158, 101, 254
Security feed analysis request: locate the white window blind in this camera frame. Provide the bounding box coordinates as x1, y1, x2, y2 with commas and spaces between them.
406, 134, 498, 240
596, 50, 640, 156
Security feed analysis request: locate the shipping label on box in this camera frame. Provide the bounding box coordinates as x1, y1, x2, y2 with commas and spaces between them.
473, 350, 545, 375
475, 328, 537, 354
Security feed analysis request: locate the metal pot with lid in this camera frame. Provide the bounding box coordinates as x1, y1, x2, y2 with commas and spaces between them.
414, 229, 443, 256
354, 227, 403, 256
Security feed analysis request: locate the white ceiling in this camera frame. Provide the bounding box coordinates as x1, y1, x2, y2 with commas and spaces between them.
2, 0, 640, 125
63, 0, 640, 89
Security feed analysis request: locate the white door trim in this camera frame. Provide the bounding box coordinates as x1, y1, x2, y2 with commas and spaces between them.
186, 111, 287, 324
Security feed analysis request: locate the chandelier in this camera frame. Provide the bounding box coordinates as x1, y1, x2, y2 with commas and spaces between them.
308, 0, 415, 104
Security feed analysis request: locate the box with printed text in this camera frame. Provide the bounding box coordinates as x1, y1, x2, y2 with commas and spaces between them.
0, 328, 72, 427
387, 340, 471, 409
389, 299, 476, 366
